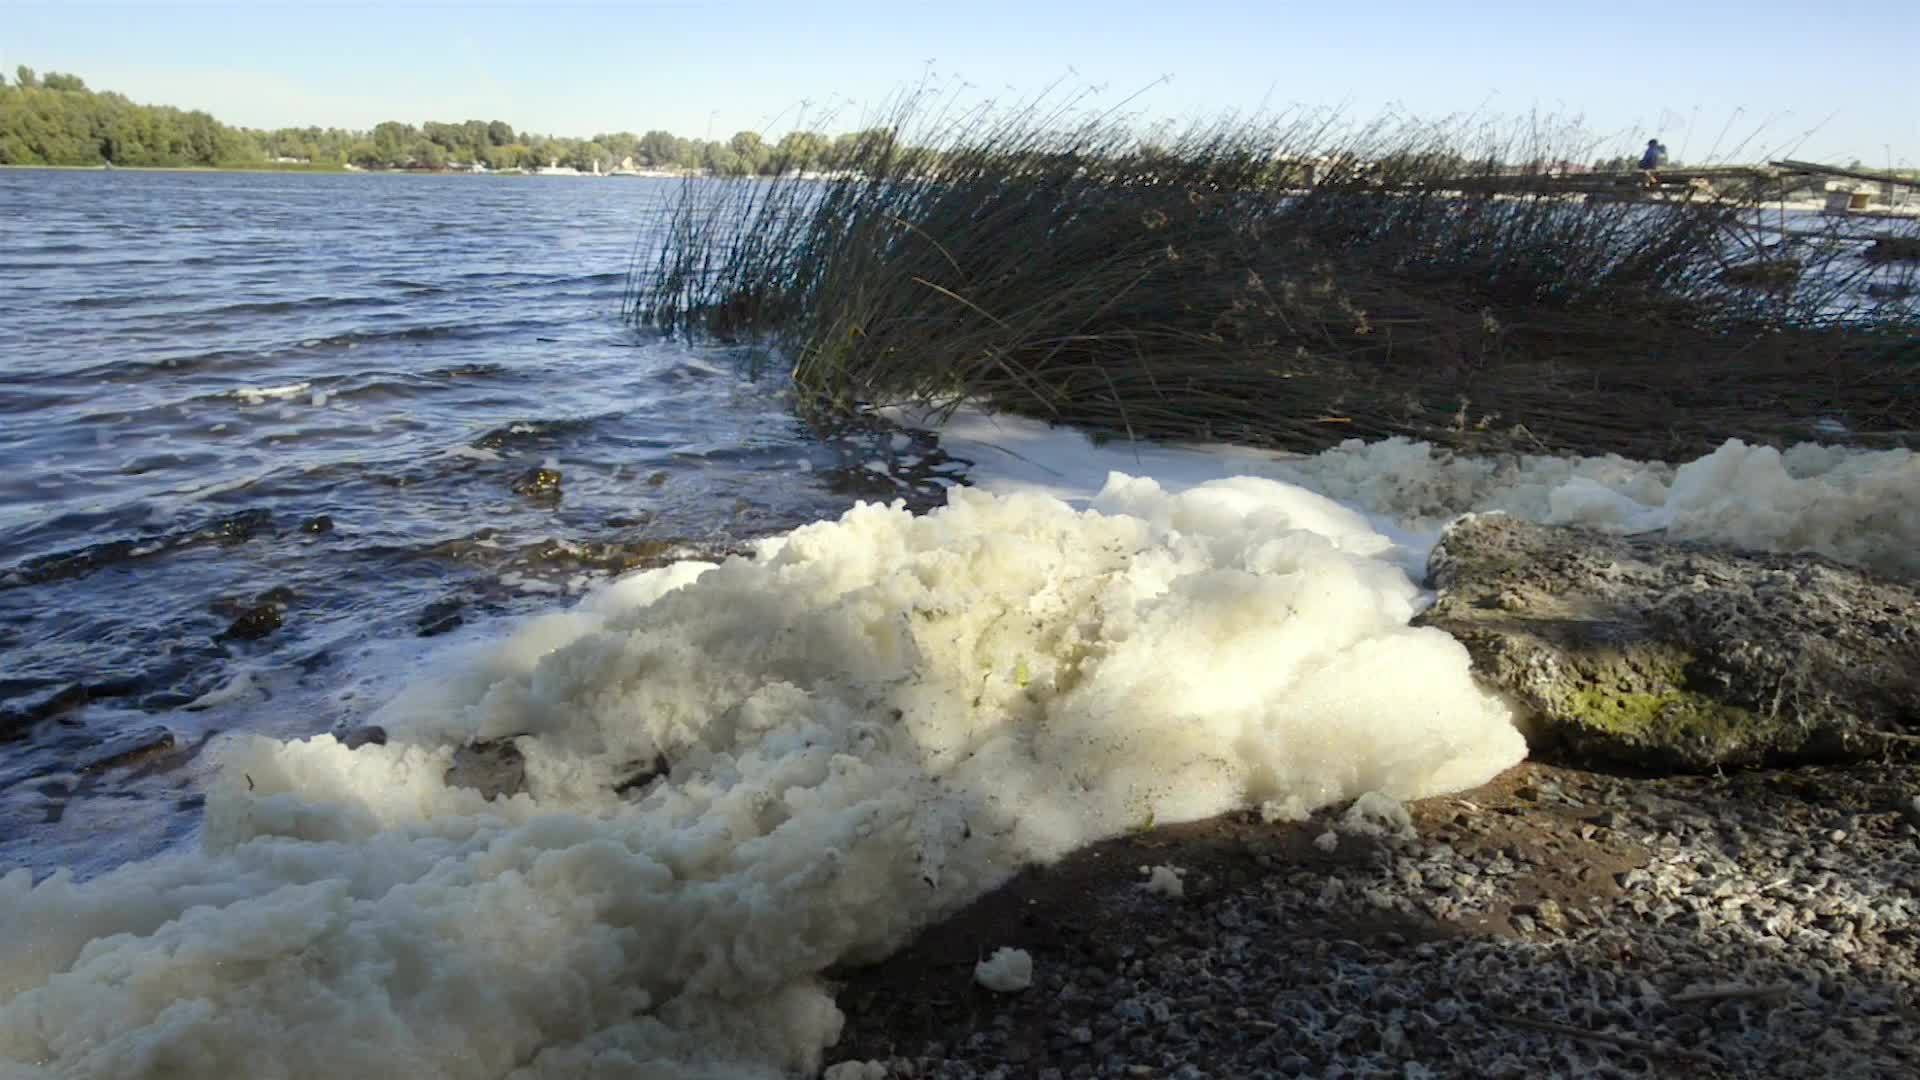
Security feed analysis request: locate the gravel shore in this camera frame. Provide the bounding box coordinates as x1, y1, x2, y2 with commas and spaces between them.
823, 761, 1920, 1079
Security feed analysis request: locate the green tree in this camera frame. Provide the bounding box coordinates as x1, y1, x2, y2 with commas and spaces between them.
600, 131, 638, 165
487, 120, 515, 146
483, 143, 527, 170
772, 131, 827, 174
636, 129, 681, 168
702, 142, 742, 176
570, 140, 610, 172
14, 66, 35, 89
42, 72, 86, 92
410, 137, 449, 168
727, 130, 767, 174
371, 120, 415, 166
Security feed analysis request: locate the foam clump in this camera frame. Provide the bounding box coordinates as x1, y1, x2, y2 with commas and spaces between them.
974, 948, 1035, 993
1278, 437, 1920, 578
1339, 791, 1416, 839
0, 475, 1522, 1077
1142, 865, 1187, 898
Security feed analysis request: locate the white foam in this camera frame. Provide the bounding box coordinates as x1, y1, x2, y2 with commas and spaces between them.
498, 571, 562, 595
1141, 865, 1187, 898
905, 406, 1920, 578
1276, 436, 1920, 579
441, 445, 502, 462
183, 669, 261, 711
231, 381, 311, 405
0, 475, 1523, 1077
974, 947, 1034, 993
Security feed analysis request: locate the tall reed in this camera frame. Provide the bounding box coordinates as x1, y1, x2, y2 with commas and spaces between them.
628, 93, 1918, 459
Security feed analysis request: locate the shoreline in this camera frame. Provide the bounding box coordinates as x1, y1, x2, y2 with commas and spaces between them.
0, 164, 702, 178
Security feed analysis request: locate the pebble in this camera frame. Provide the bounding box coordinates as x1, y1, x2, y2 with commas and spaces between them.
827, 764, 1920, 1079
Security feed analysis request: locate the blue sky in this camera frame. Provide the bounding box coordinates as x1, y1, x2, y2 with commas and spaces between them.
5, 0, 1914, 165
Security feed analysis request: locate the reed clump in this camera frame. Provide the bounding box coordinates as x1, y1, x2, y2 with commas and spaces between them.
628, 97, 1919, 459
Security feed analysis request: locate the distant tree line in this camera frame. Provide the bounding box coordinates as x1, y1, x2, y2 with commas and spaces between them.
0, 66, 872, 174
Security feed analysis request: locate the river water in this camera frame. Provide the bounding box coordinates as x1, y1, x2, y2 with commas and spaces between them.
0, 170, 959, 876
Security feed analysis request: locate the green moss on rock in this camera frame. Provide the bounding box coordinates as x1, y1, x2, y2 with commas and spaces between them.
1417, 514, 1920, 772
1557, 685, 1768, 766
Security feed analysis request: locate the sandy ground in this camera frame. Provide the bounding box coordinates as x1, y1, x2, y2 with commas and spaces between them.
822, 760, 1920, 1079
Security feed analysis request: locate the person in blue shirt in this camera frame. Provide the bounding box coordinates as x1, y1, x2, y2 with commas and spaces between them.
1638, 139, 1669, 187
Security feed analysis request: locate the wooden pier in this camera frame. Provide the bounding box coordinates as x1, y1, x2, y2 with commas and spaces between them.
1449, 159, 1917, 205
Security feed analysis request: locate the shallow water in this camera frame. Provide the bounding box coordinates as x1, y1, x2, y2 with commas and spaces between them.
0, 170, 959, 876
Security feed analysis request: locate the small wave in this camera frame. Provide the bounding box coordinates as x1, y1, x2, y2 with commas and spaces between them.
469, 415, 611, 451
1, 508, 275, 589
9, 256, 180, 272
557, 271, 628, 287
201, 296, 397, 317
57, 291, 204, 311
67, 347, 266, 382
371, 278, 444, 294
231, 382, 311, 404
294, 323, 511, 350
18, 242, 95, 256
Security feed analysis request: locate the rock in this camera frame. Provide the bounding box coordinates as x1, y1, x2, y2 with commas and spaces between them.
416, 597, 465, 637
1, 678, 144, 741
216, 586, 294, 641
79, 726, 176, 773
445, 739, 526, 800
1532, 899, 1568, 933
1418, 514, 1920, 771
512, 467, 563, 502
339, 725, 388, 750
209, 509, 273, 544
613, 752, 671, 794
221, 603, 282, 640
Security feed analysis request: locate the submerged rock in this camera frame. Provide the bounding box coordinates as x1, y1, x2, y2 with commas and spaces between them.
511, 466, 563, 502
215, 587, 294, 641
415, 597, 465, 637
221, 603, 282, 640
78, 726, 178, 774
1419, 514, 1920, 770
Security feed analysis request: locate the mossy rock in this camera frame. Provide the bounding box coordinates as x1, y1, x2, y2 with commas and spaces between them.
1417, 514, 1920, 771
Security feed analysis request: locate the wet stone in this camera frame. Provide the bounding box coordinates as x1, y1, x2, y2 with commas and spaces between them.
210, 508, 274, 544
221, 603, 283, 640
512, 467, 563, 502
79, 726, 176, 774
416, 597, 465, 637
339, 725, 388, 750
